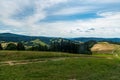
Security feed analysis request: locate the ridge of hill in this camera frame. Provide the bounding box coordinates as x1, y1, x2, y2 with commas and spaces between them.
70, 37, 120, 42
0, 33, 52, 44
0, 33, 120, 44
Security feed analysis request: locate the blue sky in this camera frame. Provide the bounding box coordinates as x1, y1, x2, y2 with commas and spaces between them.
0, 0, 120, 38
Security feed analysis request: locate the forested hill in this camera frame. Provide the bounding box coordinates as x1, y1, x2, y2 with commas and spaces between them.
0, 33, 52, 44
0, 33, 120, 43
70, 37, 120, 43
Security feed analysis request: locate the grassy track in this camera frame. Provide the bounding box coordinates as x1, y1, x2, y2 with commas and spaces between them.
0, 51, 120, 80
0, 51, 82, 61
0, 57, 120, 80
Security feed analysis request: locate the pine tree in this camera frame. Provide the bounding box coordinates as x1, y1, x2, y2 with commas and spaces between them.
17, 42, 25, 50
0, 43, 3, 50
5, 43, 17, 50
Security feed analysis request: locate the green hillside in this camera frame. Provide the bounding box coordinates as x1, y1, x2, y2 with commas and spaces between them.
0, 33, 52, 44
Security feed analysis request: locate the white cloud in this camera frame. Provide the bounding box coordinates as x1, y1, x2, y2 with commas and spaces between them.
36, 12, 120, 38
0, 29, 11, 33
0, 0, 120, 38
0, 0, 69, 30
78, 0, 120, 4
52, 0, 120, 16
92, 0, 120, 3
53, 6, 95, 15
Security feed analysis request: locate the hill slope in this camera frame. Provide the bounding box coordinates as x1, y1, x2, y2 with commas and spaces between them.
91, 42, 120, 53
0, 33, 120, 44
0, 33, 52, 44
70, 37, 120, 42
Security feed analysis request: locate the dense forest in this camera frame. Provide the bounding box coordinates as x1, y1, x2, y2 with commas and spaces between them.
0, 38, 96, 54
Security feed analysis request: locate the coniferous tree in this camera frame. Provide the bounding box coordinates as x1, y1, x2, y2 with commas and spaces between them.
31, 45, 40, 51
5, 43, 17, 50
0, 43, 3, 50
83, 40, 97, 54
17, 42, 25, 50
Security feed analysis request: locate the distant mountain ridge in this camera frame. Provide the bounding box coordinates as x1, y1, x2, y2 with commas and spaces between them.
0, 33, 26, 37
70, 37, 120, 42
0, 33, 120, 43
0, 33, 52, 44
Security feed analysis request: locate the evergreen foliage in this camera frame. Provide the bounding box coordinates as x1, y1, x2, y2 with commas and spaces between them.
17, 42, 25, 50
31, 44, 48, 51
50, 39, 80, 53
0, 43, 3, 50
1, 38, 97, 55
5, 43, 17, 50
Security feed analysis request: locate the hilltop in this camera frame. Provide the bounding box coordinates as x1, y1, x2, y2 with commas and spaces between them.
1, 33, 120, 43
0, 33, 52, 44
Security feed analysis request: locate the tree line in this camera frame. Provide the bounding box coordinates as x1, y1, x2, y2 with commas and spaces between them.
0, 42, 25, 50
50, 39, 96, 54
0, 39, 96, 54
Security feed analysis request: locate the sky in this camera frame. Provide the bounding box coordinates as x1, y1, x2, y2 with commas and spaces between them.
0, 0, 120, 38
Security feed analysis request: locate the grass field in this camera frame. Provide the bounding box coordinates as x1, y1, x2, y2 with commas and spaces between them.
0, 51, 83, 61
0, 50, 120, 80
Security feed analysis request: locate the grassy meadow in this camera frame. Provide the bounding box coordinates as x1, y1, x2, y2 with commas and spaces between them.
0, 42, 120, 80
0, 51, 83, 61
0, 56, 120, 80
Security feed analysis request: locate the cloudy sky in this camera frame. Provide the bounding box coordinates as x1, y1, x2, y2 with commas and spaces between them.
0, 0, 120, 38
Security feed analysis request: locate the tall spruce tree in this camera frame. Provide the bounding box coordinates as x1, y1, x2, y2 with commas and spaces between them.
0, 43, 3, 50
17, 42, 25, 50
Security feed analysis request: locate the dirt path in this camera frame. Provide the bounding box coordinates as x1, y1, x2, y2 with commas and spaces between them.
0, 58, 68, 66
0, 56, 112, 66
